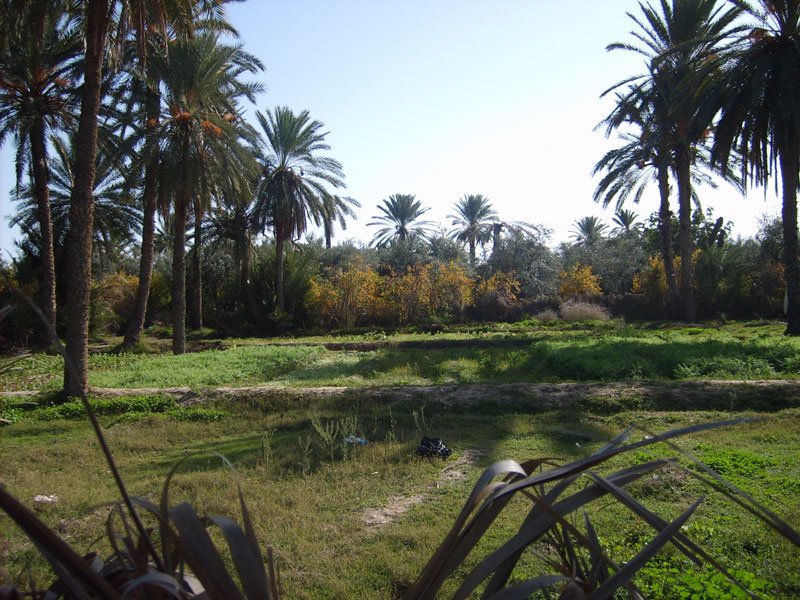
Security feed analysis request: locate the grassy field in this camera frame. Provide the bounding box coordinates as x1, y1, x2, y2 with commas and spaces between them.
2, 320, 800, 392
1, 320, 800, 597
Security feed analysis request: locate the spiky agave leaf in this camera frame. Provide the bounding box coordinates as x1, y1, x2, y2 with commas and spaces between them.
408, 418, 798, 600
158, 451, 277, 599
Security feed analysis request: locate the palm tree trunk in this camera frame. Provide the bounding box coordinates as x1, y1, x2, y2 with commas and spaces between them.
491, 223, 503, 253
172, 195, 188, 354
275, 234, 285, 313
235, 208, 258, 319
657, 163, 680, 319
122, 90, 160, 349
29, 117, 57, 345
468, 238, 476, 267
675, 152, 696, 322
63, 0, 108, 397
781, 146, 800, 335
189, 207, 203, 330
324, 218, 332, 249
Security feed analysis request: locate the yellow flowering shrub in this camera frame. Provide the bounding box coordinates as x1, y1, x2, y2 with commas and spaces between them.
307, 259, 380, 327
380, 264, 434, 324
558, 265, 601, 299
476, 273, 520, 303
631, 252, 697, 307
473, 273, 521, 320
431, 262, 473, 319
631, 255, 667, 301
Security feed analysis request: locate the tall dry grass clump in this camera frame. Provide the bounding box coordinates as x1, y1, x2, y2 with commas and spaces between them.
559, 300, 611, 322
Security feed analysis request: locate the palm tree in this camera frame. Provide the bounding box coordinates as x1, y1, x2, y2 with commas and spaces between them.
368, 194, 432, 247
119, 81, 162, 348
107, 26, 172, 349
0, 4, 79, 343
594, 97, 681, 315
253, 106, 345, 313
487, 220, 540, 255
611, 208, 644, 237
206, 189, 259, 317
594, 84, 735, 317
11, 135, 141, 268
712, 1, 800, 335
189, 140, 260, 330
114, 8, 240, 347
604, 0, 743, 321
570, 216, 608, 248
61, 0, 201, 394
321, 194, 360, 249
153, 33, 261, 353
60, 0, 117, 395
448, 193, 497, 266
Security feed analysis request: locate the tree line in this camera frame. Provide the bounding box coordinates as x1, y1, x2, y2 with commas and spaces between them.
2, 0, 800, 397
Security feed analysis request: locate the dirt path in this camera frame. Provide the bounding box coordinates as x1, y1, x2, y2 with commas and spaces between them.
361, 449, 486, 529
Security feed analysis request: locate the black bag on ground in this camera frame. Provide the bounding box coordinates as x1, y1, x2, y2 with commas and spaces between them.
416, 436, 452, 459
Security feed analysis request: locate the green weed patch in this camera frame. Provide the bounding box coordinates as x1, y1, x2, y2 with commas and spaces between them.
1, 393, 798, 598
35, 394, 176, 420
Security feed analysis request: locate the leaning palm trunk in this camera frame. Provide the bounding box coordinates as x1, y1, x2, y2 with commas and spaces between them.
29, 117, 57, 345
189, 206, 203, 330
63, 0, 108, 396
657, 162, 680, 319
781, 146, 800, 335
675, 152, 696, 322
172, 194, 188, 355
123, 90, 160, 349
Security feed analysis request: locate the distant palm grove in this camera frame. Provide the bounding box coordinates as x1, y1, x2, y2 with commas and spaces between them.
2, 0, 800, 396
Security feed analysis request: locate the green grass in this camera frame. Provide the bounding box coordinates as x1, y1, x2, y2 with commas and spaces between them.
0, 344, 326, 391
2, 321, 800, 392
1, 392, 799, 598
2, 320, 800, 596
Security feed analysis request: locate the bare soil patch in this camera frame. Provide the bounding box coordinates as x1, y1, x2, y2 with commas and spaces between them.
6, 380, 798, 412
2, 379, 800, 411
196, 380, 800, 412
361, 449, 486, 528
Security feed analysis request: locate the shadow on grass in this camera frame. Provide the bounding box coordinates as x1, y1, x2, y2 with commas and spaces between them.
147, 432, 271, 474
505, 338, 799, 381
3, 421, 86, 442
279, 337, 800, 385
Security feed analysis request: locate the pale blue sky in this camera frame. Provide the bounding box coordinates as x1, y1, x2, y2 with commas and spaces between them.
0, 0, 781, 259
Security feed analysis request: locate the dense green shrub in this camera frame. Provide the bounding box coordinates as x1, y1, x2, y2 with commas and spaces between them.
36, 395, 176, 420
0, 398, 24, 423
110, 408, 227, 424
89, 273, 138, 335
